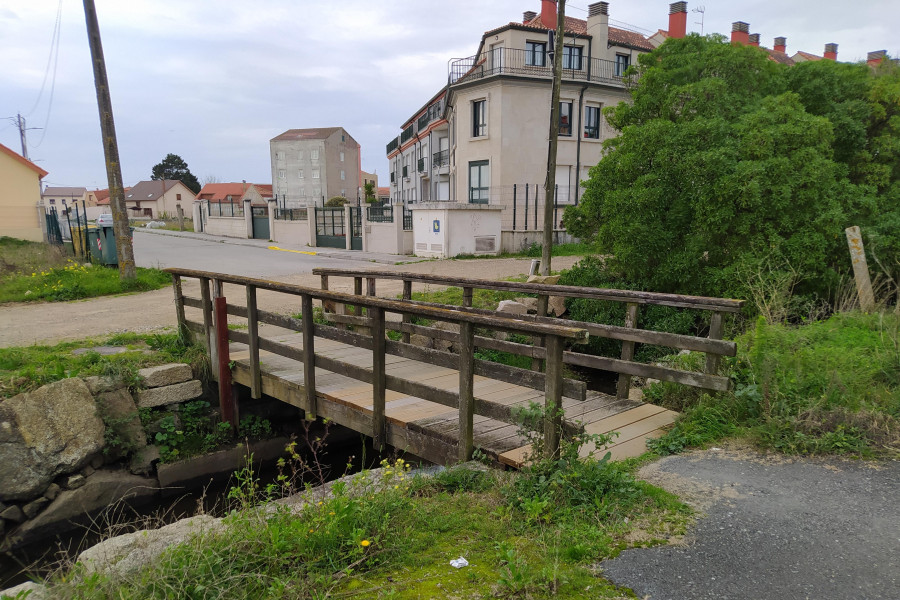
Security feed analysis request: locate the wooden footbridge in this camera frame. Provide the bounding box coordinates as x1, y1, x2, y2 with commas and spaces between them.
167, 267, 743, 467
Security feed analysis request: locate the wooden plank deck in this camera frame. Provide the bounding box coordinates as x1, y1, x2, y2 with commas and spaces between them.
226, 328, 677, 467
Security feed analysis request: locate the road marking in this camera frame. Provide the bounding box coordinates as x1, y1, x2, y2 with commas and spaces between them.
268, 246, 317, 256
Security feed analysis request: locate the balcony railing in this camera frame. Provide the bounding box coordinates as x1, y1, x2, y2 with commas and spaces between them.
386, 137, 399, 155
433, 149, 449, 168
417, 99, 444, 130
403, 207, 413, 231
400, 124, 415, 144
402, 165, 409, 178
417, 157, 426, 173
390, 172, 396, 183
449, 47, 626, 86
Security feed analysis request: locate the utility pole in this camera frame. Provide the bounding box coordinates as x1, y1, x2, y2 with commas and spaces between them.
17, 114, 29, 160
542, 0, 566, 276
83, 0, 135, 279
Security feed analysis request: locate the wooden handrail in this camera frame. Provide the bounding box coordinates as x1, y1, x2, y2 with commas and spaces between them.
311, 268, 745, 313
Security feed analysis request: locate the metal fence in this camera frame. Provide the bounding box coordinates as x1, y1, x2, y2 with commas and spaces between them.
275, 207, 308, 221
449, 47, 628, 86
367, 205, 393, 223
455, 184, 581, 231
403, 207, 413, 231
208, 202, 244, 217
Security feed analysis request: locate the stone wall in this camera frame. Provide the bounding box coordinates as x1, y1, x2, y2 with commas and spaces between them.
0, 364, 205, 550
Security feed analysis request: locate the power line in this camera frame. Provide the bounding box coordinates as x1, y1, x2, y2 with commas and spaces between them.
26, 0, 63, 117
31, 0, 64, 150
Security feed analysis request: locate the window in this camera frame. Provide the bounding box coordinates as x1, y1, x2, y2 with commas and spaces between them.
584, 105, 600, 139
276, 151, 285, 160
341, 189, 346, 197
311, 149, 319, 160
176, 194, 182, 201
312, 169, 320, 179
615, 53, 630, 76
297, 150, 304, 160
340, 170, 346, 180
526, 41, 546, 66
563, 45, 583, 70
49, 198, 56, 204
299, 169, 304, 179
468, 160, 490, 204
472, 99, 486, 137
340, 151, 345, 162
559, 102, 573, 137
278, 170, 285, 179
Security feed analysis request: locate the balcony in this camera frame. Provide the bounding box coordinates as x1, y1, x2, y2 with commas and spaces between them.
417, 99, 444, 130
417, 157, 427, 173
432, 149, 449, 168
402, 165, 409, 179
449, 47, 626, 87
386, 137, 399, 155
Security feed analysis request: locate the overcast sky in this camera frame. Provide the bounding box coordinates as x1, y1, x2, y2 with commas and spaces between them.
1, 0, 896, 191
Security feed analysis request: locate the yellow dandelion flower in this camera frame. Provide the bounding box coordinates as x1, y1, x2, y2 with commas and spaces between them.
360, 540, 370, 547
309, 528, 314, 533
329, 511, 335, 516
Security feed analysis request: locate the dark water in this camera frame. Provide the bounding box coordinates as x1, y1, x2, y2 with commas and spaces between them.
0, 425, 407, 589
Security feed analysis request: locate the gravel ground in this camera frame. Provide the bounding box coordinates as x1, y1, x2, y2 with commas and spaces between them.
0, 254, 582, 348
602, 444, 900, 600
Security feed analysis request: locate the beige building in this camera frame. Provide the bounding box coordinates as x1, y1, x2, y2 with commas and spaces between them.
0, 142, 48, 242
386, 1, 672, 221
271, 127, 361, 206
122, 180, 196, 218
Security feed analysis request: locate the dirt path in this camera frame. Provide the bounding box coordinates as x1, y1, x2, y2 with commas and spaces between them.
0, 257, 581, 348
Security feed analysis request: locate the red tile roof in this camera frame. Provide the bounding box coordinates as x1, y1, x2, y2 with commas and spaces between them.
377, 186, 390, 197
196, 183, 251, 203
764, 49, 795, 65
0, 142, 48, 178
519, 14, 653, 50
94, 187, 132, 205
793, 50, 823, 62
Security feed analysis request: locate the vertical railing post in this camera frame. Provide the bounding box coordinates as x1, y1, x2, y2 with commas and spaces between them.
462, 286, 473, 308
200, 277, 214, 362
213, 280, 238, 430
458, 319, 475, 461
171, 274, 187, 339
301, 294, 317, 420
401, 279, 412, 344
354, 276, 363, 316
524, 183, 529, 231
366, 277, 376, 297
531, 295, 549, 373
371, 306, 386, 450
246, 285, 261, 399
534, 184, 538, 230
544, 334, 564, 459
705, 311, 724, 375
616, 302, 640, 400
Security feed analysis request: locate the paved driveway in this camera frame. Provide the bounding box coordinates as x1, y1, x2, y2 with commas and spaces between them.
602, 447, 899, 600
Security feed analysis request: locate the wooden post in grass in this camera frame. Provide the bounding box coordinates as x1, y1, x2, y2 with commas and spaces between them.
845, 226, 876, 312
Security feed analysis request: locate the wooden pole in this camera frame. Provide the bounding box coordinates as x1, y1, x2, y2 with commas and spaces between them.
401, 279, 412, 344
371, 306, 386, 450
172, 275, 187, 339
458, 320, 476, 461
213, 282, 237, 430
246, 285, 262, 399
845, 226, 876, 312
82, 0, 135, 279
704, 311, 724, 375
616, 303, 639, 399
541, 0, 566, 277
301, 294, 317, 420
544, 334, 564, 459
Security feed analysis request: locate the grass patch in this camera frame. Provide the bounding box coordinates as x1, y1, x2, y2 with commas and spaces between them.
46, 451, 689, 599
0, 330, 208, 399
0, 237, 171, 303
454, 241, 597, 260
409, 284, 524, 310
647, 311, 900, 458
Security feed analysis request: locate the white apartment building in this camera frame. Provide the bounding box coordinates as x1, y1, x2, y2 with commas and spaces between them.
271, 127, 361, 206
385, 1, 685, 228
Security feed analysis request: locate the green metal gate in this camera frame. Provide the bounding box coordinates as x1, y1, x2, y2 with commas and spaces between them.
315, 207, 347, 249
349, 206, 363, 250
251, 206, 269, 240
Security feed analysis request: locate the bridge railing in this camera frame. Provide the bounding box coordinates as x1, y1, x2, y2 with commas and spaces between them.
311, 268, 744, 400
167, 268, 588, 461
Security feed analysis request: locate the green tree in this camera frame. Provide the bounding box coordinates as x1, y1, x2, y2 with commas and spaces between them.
151, 153, 201, 194
364, 181, 377, 204
564, 35, 899, 310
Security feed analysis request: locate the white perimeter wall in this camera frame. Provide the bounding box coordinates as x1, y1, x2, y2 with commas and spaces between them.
205, 216, 248, 238
272, 219, 311, 246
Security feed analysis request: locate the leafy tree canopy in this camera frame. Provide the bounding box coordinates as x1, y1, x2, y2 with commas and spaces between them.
565, 35, 900, 310
151, 153, 201, 194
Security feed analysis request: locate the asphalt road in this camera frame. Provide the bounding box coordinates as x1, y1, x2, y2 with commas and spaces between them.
132, 229, 412, 277
601, 448, 900, 600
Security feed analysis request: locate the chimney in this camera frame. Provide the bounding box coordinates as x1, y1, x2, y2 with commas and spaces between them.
824, 43, 838, 60
748, 33, 760, 47
731, 22, 749, 45
668, 2, 687, 39
523, 10, 537, 23
774, 37, 786, 53
541, 0, 557, 30
586, 2, 609, 46
867, 50, 885, 67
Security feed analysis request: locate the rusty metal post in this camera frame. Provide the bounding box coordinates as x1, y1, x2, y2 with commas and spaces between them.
213, 281, 238, 430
